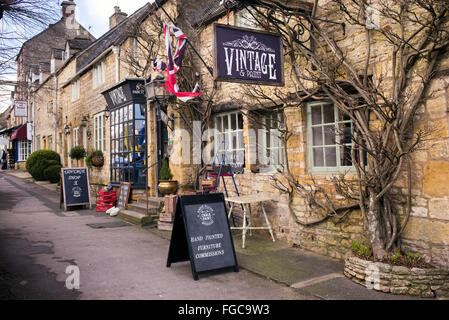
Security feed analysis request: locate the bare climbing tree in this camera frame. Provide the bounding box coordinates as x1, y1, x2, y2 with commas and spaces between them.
237, 0, 449, 260
122, 7, 218, 190
0, 0, 60, 112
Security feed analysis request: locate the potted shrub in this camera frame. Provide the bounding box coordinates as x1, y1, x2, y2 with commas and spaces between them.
158, 157, 177, 195
86, 149, 104, 168
69, 146, 86, 167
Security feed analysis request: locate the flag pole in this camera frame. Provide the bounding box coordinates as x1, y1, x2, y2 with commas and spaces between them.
155, 0, 214, 77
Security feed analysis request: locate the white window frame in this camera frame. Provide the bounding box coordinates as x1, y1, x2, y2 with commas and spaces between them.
18, 139, 32, 162
258, 110, 285, 173
94, 112, 106, 152
93, 61, 106, 89
71, 79, 80, 101
73, 127, 79, 146
214, 111, 244, 166
48, 135, 53, 150
307, 101, 356, 174
234, 7, 259, 29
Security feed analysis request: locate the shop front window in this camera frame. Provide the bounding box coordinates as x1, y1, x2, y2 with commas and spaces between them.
110, 103, 147, 187
18, 139, 32, 162
214, 111, 244, 167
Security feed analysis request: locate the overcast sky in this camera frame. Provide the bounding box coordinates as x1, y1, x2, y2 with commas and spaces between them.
75, 0, 154, 38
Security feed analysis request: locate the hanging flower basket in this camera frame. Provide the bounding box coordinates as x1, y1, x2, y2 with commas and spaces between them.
91, 155, 104, 167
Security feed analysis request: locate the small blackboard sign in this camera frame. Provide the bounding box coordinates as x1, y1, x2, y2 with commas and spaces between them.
117, 182, 131, 210
166, 193, 239, 280
60, 167, 91, 211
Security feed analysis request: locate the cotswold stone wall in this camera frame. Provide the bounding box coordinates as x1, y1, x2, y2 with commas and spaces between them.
344, 256, 449, 298
205, 2, 449, 269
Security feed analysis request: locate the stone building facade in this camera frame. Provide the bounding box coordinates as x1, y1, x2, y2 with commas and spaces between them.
29, 0, 449, 269
147, 0, 449, 268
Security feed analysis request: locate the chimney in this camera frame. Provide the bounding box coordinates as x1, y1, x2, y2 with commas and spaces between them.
109, 6, 127, 29
61, 0, 76, 19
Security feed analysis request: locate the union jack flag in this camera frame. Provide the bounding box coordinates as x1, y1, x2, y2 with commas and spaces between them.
153, 23, 202, 102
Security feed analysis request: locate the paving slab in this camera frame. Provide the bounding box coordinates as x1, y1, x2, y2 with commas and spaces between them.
234, 234, 343, 286
3, 171, 428, 300
296, 276, 425, 300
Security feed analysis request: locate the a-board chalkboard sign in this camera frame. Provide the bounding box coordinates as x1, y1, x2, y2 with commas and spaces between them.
60, 167, 91, 211
117, 182, 131, 210
166, 193, 239, 280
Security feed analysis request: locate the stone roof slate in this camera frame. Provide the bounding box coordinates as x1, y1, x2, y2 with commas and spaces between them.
75, 1, 160, 73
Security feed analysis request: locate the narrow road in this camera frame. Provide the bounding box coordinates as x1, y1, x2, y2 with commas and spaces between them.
0, 172, 311, 300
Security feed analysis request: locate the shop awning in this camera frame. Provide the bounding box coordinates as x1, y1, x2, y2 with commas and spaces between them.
0, 125, 20, 136
10, 124, 28, 141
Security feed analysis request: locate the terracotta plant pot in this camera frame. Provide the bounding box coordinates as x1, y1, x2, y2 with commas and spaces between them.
91, 156, 104, 167
158, 180, 178, 195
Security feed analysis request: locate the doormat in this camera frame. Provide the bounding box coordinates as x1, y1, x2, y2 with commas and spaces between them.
86, 221, 131, 229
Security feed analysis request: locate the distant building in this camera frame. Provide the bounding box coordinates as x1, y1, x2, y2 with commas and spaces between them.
9, 0, 94, 169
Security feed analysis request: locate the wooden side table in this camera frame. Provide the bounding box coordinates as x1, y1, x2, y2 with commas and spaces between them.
225, 195, 275, 248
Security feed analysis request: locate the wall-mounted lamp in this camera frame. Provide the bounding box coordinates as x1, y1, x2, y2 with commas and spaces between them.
103, 106, 110, 119
64, 124, 71, 135
87, 128, 92, 139
145, 76, 170, 102
81, 116, 88, 128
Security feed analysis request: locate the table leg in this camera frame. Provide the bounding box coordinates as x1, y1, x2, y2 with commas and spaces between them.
228, 203, 234, 220
248, 203, 252, 236
261, 203, 275, 242
242, 203, 247, 249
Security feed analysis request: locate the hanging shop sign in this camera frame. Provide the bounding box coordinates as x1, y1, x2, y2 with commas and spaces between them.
214, 24, 284, 86
101, 78, 146, 110
60, 167, 91, 211
14, 100, 28, 117
166, 193, 239, 280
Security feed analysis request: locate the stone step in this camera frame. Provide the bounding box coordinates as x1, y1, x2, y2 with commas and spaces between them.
137, 196, 164, 208
118, 209, 157, 226
127, 202, 159, 215
35, 180, 52, 185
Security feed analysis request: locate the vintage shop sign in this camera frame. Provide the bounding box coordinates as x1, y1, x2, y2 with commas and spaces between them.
101, 79, 146, 110
214, 24, 284, 85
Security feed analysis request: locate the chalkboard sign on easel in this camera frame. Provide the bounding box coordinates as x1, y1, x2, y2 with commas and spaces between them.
117, 182, 131, 210
60, 167, 91, 211
166, 193, 239, 280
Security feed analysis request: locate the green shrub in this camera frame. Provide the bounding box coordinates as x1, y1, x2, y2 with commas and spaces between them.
85, 153, 92, 168
90, 149, 103, 157
159, 157, 173, 180
26, 150, 61, 181
351, 241, 372, 258
405, 252, 422, 264
69, 146, 86, 160
44, 165, 62, 183
390, 251, 402, 263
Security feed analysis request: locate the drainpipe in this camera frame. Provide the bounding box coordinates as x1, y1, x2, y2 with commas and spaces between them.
54, 75, 58, 153
112, 46, 120, 83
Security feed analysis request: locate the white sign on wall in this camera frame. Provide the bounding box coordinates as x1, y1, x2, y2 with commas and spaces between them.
14, 100, 28, 117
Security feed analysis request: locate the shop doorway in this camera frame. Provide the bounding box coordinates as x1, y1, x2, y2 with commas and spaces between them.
156, 104, 169, 189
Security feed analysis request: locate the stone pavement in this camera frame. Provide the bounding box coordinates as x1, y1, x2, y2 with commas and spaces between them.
148, 227, 424, 300
2, 169, 428, 300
